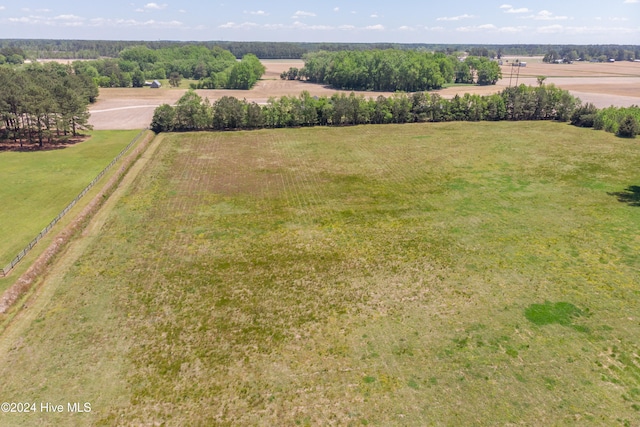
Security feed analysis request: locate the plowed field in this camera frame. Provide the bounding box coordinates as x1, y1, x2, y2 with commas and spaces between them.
89, 59, 640, 130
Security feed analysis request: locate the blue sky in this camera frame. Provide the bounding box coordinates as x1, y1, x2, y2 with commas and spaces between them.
0, 1, 638, 44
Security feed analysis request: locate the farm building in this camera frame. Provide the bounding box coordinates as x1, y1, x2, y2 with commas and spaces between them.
150, 80, 162, 88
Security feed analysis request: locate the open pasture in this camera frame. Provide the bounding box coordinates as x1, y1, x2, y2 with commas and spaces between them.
89, 59, 640, 130
1, 122, 640, 425
0, 130, 141, 291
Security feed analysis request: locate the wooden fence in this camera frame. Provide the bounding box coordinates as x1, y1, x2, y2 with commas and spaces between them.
0, 130, 146, 277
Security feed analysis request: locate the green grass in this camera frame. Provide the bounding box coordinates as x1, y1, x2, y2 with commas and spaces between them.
155, 78, 198, 89
0, 130, 141, 284
1, 122, 639, 425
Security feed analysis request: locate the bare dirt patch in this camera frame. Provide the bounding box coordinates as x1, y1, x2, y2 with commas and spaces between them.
89, 59, 640, 130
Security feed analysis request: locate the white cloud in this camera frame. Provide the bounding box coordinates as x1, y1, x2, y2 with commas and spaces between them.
497, 26, 526, 33
623, 0, 638, 3
0, 6, 6, 10
216, 20, 391, 33
536, 24, 564, 33
437, 14, 475, 21
89, 17, 183, 28
457, 23, 526, 32
534, 24, 639, 36
291, 10, 315, 18
144, 3, 167, 10
333, 7, 339, 12
245, 10, 268, 16
219, 21, 258, 29
9, 14, 86, 26
500, 4, 531, 13
370, 14, 378, 18
55, 14, 83, 21
527, 10, 570, 20
292, 21, 333, 30
504, 7, 530, 13
398, 25, 416, 31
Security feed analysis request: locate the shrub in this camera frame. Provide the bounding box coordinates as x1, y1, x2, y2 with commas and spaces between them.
617, 114, 639, 138
570, 103, 598, 127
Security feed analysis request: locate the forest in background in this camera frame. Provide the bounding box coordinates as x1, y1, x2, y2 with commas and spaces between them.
1, 39, 639, 61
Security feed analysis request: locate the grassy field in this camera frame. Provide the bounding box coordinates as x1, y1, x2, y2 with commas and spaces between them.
1, 122, 639, 426
0, 130, 141, 289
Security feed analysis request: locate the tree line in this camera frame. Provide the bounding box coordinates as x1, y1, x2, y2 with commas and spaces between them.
2, 39, 637, 61
0, 46, 28, 65
571, 104, 640, 138
543, 46, 640, 63
284, 50, 502, 92
151, 84, 582, 133
70, 45, 265, 89
0, 63, 97, 148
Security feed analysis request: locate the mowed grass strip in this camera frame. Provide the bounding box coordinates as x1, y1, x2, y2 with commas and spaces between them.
1, 122, 640, 426
0, 130, 141, 272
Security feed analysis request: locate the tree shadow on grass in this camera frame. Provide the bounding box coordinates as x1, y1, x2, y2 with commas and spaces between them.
608, 186, 640, 207
0, 135, 89, 152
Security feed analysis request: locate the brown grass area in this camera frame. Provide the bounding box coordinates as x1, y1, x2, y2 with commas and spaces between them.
89, 59, 640, 130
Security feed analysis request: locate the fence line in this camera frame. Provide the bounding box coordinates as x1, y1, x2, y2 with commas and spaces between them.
0, 130, 146, 277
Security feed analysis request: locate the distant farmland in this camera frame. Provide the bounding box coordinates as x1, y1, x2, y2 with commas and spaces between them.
0, 122, 639, 426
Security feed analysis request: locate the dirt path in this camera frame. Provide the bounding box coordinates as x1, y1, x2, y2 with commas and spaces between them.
89, 59, 640, 130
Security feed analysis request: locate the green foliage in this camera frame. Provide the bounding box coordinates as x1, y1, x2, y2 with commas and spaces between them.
300, 50, 488, 92
570, 103, 598, 127
3, 39, 639, 62
212, 96, 246, 129
150, 85, 581, 132
617, 115, 640, 138
131, 69, 146, 88
280, 67, 300, 80
174, 90, 210, 130
593, 106, 640, 136
71, 45, 259, 89
150, 104, 175, 133
0, 64, 97, 146
227, 54, 265, 89
168, 72, 182, 88
501, 84, 579, 121
524, 302, 586, 327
